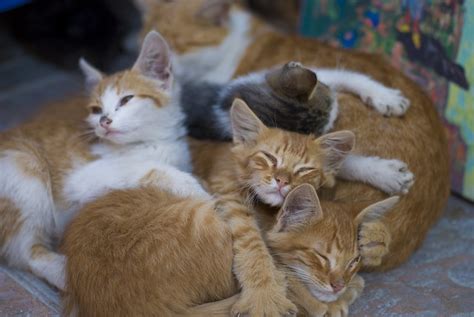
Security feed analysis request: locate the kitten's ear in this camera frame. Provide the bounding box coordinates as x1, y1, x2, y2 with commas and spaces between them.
79, 58, 103, 90
355, 196, 399, 225
277, 184, 322, 232
133, 30, 173, 91
196, 0, 232, 25
266, 62, 318, 102
316, 130, 355, 175
231, 98, 267, 145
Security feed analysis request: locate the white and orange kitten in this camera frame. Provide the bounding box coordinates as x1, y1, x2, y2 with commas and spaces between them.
0, 31, 207, 289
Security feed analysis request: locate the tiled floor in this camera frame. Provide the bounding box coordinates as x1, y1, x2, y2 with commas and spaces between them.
0, 23, 474, 317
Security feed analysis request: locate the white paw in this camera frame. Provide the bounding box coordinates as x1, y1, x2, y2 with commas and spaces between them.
370, 158, 414, 195
361, 87, 410, 116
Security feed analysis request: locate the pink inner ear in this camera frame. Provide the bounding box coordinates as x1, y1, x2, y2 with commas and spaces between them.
134, 31, 173, 90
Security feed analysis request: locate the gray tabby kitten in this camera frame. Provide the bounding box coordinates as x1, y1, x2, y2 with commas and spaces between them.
181, 62, 334, 140
180, 61, 409, 140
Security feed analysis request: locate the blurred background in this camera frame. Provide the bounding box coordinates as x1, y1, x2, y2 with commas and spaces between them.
0, 0, 473, 316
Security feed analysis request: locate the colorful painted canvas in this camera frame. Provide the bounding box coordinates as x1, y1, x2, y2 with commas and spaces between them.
300, 0, 473, 201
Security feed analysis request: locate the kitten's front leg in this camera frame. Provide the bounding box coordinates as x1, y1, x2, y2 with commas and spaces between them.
139, 168, 211, 200
338, 154, 414, 195
316, 69, 410, 116
218, 194, 297, 317
64, 158, 210, 206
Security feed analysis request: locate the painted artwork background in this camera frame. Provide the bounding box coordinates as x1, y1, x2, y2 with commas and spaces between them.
300, 0, 473, 200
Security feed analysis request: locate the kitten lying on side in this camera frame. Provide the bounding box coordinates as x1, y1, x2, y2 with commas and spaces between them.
0, 31, 203, 289
62, 164, 397, 317
182, 62, 413, 196
182, 61, 409, 141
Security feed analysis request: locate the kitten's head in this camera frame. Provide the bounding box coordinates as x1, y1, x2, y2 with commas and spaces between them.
137, 0, 232, 54
265, 61, 333, 107
230, 99, 355, 206
268, 184, 399, 302
80, 31, 174, 145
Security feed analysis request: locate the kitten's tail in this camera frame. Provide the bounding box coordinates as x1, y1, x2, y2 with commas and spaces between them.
181, 294, 239, 317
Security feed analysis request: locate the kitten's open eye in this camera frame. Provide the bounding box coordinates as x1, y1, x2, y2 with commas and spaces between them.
119, 95, 134, 106
89, 106, 102, 115
261, 151, 277, 167
295, 166, 317, 175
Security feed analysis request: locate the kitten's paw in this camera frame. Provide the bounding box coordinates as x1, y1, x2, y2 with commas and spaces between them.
371, 158, 414, 195
359, 221, 391, 267
361, 87, 410, 116
231, 287, 297, 317
325, 275, 364, 317
325, 301, 348, 317
303, 304, 328, 317
346, 275, 365, 299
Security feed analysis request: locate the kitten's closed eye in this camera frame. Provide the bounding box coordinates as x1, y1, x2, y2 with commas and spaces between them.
347, 255, 361, 270
295, 166, 317, 176
89, 106, 102, 115
314, 251, 330, 265
119, 95, 134, 107
261, 151, 277, 167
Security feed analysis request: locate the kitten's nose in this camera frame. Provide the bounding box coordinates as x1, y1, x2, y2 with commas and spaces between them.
275, 176, 289, 188
100, 116, 112, 128
330, 280, 345, 293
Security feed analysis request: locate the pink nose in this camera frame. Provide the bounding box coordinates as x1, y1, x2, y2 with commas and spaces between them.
275, 177, 289, 188
100, 116, 112, 128
330, 281, 345, 293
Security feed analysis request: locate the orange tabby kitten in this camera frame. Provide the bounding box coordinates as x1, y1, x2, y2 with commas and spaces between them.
140, 0, 450, 270
62, 179, 396, 317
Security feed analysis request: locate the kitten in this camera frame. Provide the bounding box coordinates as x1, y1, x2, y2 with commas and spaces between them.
180, 61, 334, 140
181, 62, 409, 141
0, 30, 203, 289
62, 175, 396, 317
140, 0, 450, 270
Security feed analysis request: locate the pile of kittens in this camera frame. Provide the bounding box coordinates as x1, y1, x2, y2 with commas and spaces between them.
0, 1, 449, 316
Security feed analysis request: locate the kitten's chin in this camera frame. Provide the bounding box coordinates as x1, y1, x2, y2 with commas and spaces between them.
257, 191, 285, 207
308, 285, 342, 303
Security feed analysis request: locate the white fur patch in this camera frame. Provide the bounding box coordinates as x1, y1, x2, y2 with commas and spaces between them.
174, 10, 252, 83
338, 154, 415, 195
322, 91, 339, 133
0, 150, 66, 289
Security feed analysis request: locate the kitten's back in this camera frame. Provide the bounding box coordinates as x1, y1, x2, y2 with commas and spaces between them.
325, 64, 449, 270
62, 186, 236, 316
